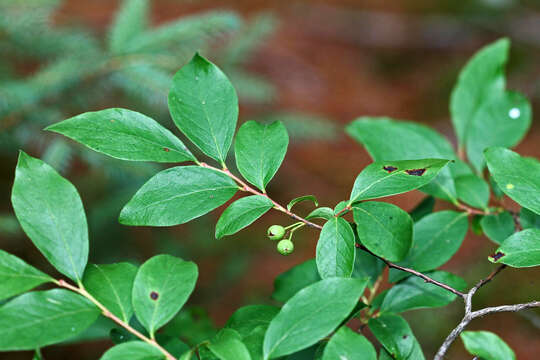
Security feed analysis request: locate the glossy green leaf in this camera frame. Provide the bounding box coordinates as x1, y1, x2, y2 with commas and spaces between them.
100, 341, 165, 360
0, 289, 99, 350
488, 228, 540, 267
460, 331, 515, 360
208, 329, 251, 360
346, 117, 459, 202
0, 250, 53, 301
353, 202, 413, 262
132, 255, 198, 336
316, 217, 356, 278
11, 152, 89, 282
480, 211, 515, 244
368, 314, 418, 360
168, 53, 238, 163
380, 271, 466, 313
455, 174, 490, 210
225, 305, 278, 360
263, 277, 368, 359
379, 342, 425, 360
390, 211, 468, 281
287, 195, 318, 211
485, 147, 540, 215
215, 195, 273, 239
520, 207, 540, 229
234, 120, 289, 191
272, 259, 321, 302
108, 0, 148, 54
46, 108, 195, 163
83, 263, 138, 322
322, 326, 376, 360
409, 196, 435, 222
119, 166, 237, 226
305, 207, 333, 221
450, 38, 509, 147
466, 91, 531, 172
349, 159, 449, 204
226, 305, 279, 337
352, 247, 385, 287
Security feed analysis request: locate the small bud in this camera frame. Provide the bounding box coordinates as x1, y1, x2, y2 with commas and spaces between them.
267, 225, 285, 241
277, 239, 294, 255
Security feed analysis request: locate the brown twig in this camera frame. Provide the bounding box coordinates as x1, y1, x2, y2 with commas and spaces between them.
56, 279, 176, 360
455, 201, 489, 216
200, 162, 467, 298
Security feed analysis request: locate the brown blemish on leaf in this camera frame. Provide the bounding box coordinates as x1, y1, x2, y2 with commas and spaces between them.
355, 243, 361, 248
163, 147, 170, 152
150, 291, 159, 300
490, 252, 505, 261
383, 166, 398, 173
405, 168, 426, 176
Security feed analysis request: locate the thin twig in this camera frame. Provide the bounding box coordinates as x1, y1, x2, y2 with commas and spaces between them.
200, 162, 467, 298
434, 265, 537, 360
56, 279, 176, 360
455, 201, 489, 216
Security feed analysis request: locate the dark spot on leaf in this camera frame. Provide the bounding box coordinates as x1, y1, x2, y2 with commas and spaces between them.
405, 168, 426, 176
389, 216, 393, 220
402, 335, 408, 339
355, 243, 361, 248
490, 252, 505, 261
383, 166, 398, 173
163, 147, 170, 152
150, 291, 159, 300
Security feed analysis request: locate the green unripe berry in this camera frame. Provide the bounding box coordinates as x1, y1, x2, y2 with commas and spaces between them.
277, 239, 294, 255
267, 225, 285, 241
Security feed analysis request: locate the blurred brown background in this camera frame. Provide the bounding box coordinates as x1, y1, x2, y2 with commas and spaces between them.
1, 0, 539, 359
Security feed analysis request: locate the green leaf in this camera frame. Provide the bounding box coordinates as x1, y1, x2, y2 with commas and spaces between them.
368, 314, 418, 360
263, 277, 368, 359
349, 159, 450, 204
450, 38, 509, 147
234, 120, 289, 191
485, 147, 540, 215
346, 117, 459, 202
316, 217, 356, 278
0, 250, 53, 301
520, 207, 540, 229
168, 53, 238, 163
0, 289, 99, 350
287, 195, 318, 211
390, 211, 468, 281
466, 91, 531, 172
208, 329, 251, 360
215, 195, 273, 239
409, 196, 435, 222
11, 152, 89, 282
46, 108, 195, 163
353, 202, 413, 262
132, 255, 198, 336
226, 305, 279, 337
322, 326, 376, 360
83, 263, 138, 323
119, 166, 237, 226
352, 248, 385, 288
305, 207, 333, 221
480, 211, 515, 244
460, 331, 516, 360
488, 228, 540, 267
101, 341, 165, 360
108, 0, 149, 54
380, 271, 466, 313
455, 174, 490, 210
272, 259, 321, 302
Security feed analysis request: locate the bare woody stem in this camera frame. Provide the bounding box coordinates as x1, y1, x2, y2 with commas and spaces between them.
434, 265, 537, 360
199, 162, 466, 297
56, 279, 176, 360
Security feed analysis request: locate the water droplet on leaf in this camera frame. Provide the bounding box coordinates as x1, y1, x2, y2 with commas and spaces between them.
509, 108, 521, 119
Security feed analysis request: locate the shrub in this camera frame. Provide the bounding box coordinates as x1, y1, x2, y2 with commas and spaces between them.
1, 38, 539, 359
